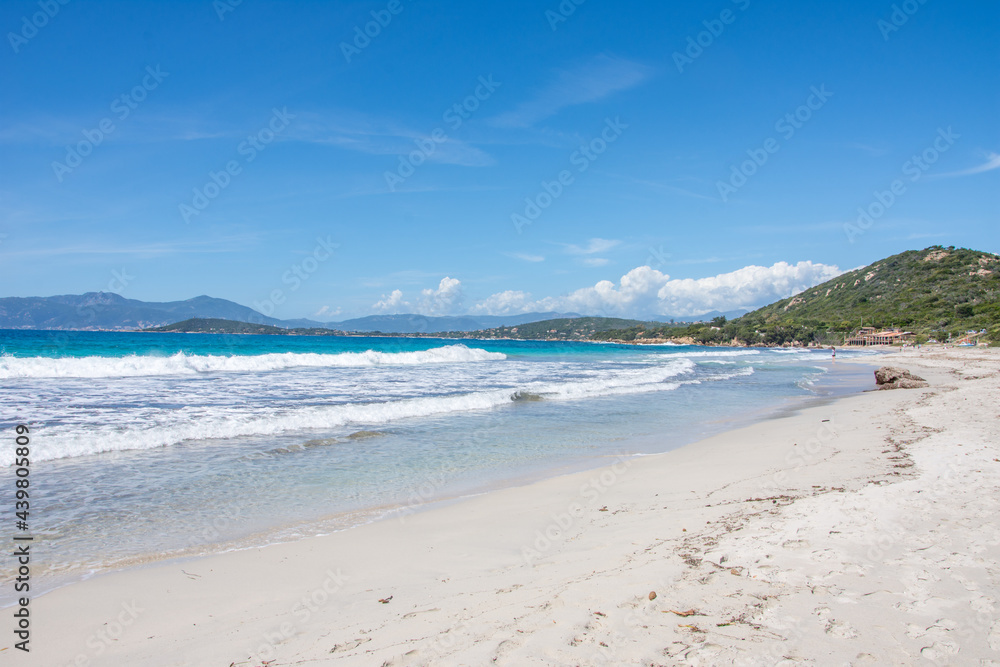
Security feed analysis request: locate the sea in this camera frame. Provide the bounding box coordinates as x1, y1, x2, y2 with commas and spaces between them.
0, 330, 879, 604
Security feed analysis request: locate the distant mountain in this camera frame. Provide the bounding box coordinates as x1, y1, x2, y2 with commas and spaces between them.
0, 289, 751, 335
0, 293, 581, 333
0, 293, 287, 330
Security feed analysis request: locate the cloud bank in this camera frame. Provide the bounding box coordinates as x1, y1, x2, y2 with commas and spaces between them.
376, 261, 844, 319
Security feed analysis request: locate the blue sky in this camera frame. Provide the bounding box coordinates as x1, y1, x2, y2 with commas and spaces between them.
1, 0, 997, 320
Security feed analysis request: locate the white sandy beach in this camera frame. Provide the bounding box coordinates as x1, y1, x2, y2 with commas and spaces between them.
15, 347, 1000, 666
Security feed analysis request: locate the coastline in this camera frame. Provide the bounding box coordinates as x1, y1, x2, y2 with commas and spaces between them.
16, 347, 1000, 664
3, 351, 867, 609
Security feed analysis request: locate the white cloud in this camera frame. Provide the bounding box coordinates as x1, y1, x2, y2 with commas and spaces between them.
565, 238, 621, 255
506, 252, 545, 262
470, 290, 533, 316
372, 289, 408, 314
288, 111, 494, 167
848, 142, 890, 158
489, 55, 652, 128
418, 276, 463, 315
1, 234, 261, 259
314, 305, 341, 319
929, 151, 1000, 179
471, 261, 843, 317
375, 278, 465, 316
653, 261, 843, 316
560, 237, 620, 268
374, 262, 842, 319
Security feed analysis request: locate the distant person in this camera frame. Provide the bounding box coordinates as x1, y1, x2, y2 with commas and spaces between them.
830, 346, 836, 359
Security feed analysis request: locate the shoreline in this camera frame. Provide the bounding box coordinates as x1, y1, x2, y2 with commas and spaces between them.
16, 348, 1000, 664
3, 355, 873, 611
9, 325, 988, 350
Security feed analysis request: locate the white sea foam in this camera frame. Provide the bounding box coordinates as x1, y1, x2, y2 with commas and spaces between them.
533, 358, 695, 400
4, 358, 698, 466
0, 345, 505, 379
673, 349, 761, 358
680, 365, 755, 385
715, 366, 755, 380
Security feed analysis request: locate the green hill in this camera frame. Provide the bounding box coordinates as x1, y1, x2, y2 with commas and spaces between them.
146, 318, 288, 334
594, 246, 1000, 346
437, 316, 655, 340
741, 246, 998, 336
145, 318, 344, 336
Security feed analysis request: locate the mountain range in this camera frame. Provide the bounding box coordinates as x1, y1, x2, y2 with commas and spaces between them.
0, 293, 287, 331
0, 290, 750, 333
0, 292, 585, 333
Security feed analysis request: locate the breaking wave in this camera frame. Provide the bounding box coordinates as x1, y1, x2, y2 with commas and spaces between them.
5, 358, 700, 465
0, 345, 505, 379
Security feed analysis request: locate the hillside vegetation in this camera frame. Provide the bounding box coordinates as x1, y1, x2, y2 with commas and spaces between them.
146, 318, 343, 336
594, 246, 1000, 346
435, 317, 653, 341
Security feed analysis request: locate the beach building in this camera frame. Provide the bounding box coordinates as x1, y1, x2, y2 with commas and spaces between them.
845, 327, 915, 346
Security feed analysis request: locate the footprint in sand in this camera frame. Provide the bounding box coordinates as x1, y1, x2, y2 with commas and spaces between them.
824, 619, 858, 638
920, 640, 960, 661
781, 539, 809, 550
989, 620, 1000, 651
329, 637, 372, 653
401, 607, 441, 619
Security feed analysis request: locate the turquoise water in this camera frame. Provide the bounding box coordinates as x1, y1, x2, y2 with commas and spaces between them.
1, 329, 658, 359
0, 330, 878, 602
